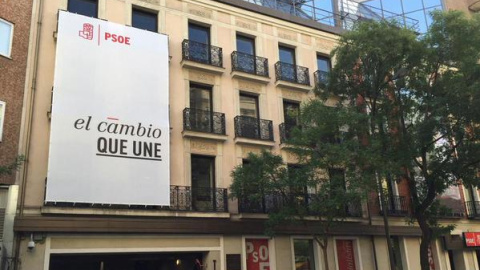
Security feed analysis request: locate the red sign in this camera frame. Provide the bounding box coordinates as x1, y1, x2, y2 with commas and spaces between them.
336, 240, 357, 270
464, 232, 480, 247
246, 239, 270, 270
428, 245, 436, 270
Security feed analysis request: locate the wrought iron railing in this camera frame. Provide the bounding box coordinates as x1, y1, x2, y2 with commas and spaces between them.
183, 108, 226, 135
238, 193, 362, 217
275, 61, 310, 86
231, 51, 269, 77
279, 122, 299, 144
170, 185, 228, 212
182, 39, 223, 67
234, 116, 274, 141
379, 195, 409, 216
314, 70, 329, 89
465, 201, 480, 218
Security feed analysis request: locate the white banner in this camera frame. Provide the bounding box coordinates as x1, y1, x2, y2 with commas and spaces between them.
46, 11, 170, 205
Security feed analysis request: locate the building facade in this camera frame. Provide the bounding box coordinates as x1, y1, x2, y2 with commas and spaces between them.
11, 0, 480, 270
0, 0, 33, 268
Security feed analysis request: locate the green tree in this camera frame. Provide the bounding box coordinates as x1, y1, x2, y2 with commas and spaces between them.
0, 156, 25, 176
230, 143, 366, 270
320, 11, 480, 270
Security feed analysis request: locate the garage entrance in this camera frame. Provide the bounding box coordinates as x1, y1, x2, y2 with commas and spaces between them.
49, 252, 205, 270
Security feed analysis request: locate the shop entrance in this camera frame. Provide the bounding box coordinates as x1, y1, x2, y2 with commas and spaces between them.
49, 252, 205, 270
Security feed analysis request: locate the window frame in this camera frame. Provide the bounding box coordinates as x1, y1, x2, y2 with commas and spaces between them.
131, 7, 158, 32
239, 92, 260, 119
279, 45, 296, 66
316, 54, 331, 73
0, 101, 5, 142
291, 237, 318, 270
67, 0, 98, 18
0, 18, 14, 58
236, 34, 256, 56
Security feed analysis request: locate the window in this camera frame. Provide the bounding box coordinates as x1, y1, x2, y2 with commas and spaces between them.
188, 23, 210, 63
191, 155, 215, 211
132, 8, 157, 32
391, 236, 404, 270
0, 19, 13, 58
0, 101, 5, 141
188, 23, 210, 44
236, 35, 256, 73
329, 168, 346, 197
283, 101, 300, 126
316, 55, 331, 74
239, 93, 259, 119
237, 35, 255, 55
68, 0, 98, 18
279, 45, 295, 65
188, 83, 213, 132
294, 239, 316, 270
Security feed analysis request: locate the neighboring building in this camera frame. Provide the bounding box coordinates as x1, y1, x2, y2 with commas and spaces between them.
0, 0, 32, 268
11, 1, 480, 270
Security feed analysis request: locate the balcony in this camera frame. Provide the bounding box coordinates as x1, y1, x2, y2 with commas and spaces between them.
231, 51, 270, 83
234, 116, 274, 142
181, 39, 224, 73
274, 62, 311, 92
378, 195, 409, 216
279, 122, 298, 144
238, 193, 362, 217
314, 70, 329, 90
465, 201, 480, 218
170, 185, 228, 212
43, 184, 228, 213
183, 108, 227, 140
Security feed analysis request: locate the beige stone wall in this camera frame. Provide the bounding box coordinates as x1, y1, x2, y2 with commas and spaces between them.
21, 0, 338, 211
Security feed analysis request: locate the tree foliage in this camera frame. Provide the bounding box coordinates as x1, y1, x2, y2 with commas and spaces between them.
231, 11, 480, 270
321, 11, 480, 270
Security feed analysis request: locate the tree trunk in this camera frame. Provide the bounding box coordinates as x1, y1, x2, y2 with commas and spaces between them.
315, 236, 330, 270
322, 243, 330, 270
417, 213, 433, 270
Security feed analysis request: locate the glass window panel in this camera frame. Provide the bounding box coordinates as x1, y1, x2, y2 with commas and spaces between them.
68, 0, 98, 17
132, 8, 157, 32
402, 0, 424, 12
188, 23, 210, 44
237, 35, 255, 55
316, 56, 331, 73
381, 0, 403, 16
294, 239, 316, 270
190, 84, 212, 111
279, 46, 295, 65
283, 101, 300, 125
240, 94, 259, 118
423, 0, 443, 9
0, 20, 13, 57
313, 0, 333, 13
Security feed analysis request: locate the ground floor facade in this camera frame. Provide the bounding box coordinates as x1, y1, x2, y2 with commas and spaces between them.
12, 221, 480, 270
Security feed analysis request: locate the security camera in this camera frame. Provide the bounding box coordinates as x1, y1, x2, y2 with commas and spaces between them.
27, 240, 35, 250
27, 234, 35, 250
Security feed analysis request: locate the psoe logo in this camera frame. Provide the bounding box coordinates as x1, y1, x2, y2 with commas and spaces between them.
79, 23, 94, 40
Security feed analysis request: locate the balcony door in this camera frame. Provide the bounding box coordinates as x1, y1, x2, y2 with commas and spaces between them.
189, 84, 212, 133
188, 23, 210, 63
191, 155, 216, 211
236, 35, 255, 73
283, 100, 300, 139
279, 45, 296, 82
239, 93, 260, 139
